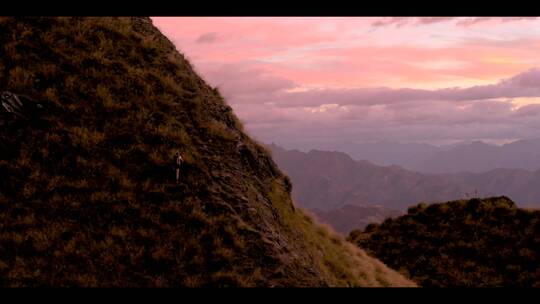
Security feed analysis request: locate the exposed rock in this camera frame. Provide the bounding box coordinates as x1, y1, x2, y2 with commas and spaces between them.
0, 91, 44, 124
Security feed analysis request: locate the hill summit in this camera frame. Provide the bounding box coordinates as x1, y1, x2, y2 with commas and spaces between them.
349, 196, 540, 287
0, 17, 414, 287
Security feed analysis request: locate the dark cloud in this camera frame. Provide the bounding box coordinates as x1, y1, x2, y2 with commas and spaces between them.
371, 17, 412, 28
417, 17, 456, 25
195, 32, 220, 44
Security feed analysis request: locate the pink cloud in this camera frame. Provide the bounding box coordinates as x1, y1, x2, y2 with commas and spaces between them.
370, 17, 538, 28
371, 17, 456, 28
196, 61, 297, 98
456, 17, 538, 27
153, 17, 540, 89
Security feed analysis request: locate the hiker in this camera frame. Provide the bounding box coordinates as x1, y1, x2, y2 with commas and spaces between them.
174, 150, 184, 183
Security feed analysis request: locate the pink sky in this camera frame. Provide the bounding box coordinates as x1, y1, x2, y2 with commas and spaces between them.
152, 17, 540, 146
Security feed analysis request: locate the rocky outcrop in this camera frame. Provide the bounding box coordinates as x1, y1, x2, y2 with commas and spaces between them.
0, 91, 44, 123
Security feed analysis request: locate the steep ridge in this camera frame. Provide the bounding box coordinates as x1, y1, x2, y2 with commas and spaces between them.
0, 17, 413, 287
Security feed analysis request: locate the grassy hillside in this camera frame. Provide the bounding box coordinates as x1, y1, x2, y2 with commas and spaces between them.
0, 17, 414, 287
349, 196, 540, 287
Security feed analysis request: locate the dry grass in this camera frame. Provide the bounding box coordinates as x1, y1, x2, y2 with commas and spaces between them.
269, 180, 416, 287
351, 197, 540, 287
0, 17, 413, 287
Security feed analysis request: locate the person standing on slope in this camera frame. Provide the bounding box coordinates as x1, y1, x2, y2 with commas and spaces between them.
174, 150, 184, 183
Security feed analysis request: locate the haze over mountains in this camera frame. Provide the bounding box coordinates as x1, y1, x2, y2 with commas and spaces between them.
276, 138, 540, 174
269, 143, 540, 213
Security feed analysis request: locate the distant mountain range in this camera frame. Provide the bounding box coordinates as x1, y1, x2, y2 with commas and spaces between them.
268, 144, 540, 211
277, 139, 540, 174
415, 139, 540, 173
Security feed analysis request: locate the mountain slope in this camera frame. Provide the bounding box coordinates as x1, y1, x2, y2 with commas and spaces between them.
349, 197, 540, 287
0, 17, 413, 287
269, 144, 540, 211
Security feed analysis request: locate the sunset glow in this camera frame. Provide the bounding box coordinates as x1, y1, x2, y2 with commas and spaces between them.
152, 17, 540, 146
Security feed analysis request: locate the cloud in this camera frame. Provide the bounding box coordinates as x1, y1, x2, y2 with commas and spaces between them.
214, 67, 540, 144
151, 17, 540, 145
417, 17, 456, 25
250, 98, 540, 145
195, 32, 221, 44
371, 17, 538, 28
190, 61, 540, 145
456, 17, 537, 27
371, 17, 412, 28
508, 67, 540, 86
154, 17, 540, 90
261, 68, 540, 108
515, 104, 540, 117
195, 62, 298, 99
371, 17, 456, 28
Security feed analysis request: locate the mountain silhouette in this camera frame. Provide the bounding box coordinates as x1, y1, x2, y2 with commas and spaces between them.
281, 139, 540, 174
